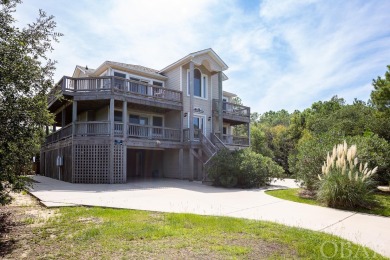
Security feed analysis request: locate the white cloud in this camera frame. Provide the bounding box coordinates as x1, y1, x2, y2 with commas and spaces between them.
12, 0, 390, 113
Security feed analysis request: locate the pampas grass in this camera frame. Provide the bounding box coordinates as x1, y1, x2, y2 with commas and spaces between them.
317, 141, 378, 209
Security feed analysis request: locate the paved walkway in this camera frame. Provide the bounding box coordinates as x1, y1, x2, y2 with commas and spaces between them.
29, 175, 390, 257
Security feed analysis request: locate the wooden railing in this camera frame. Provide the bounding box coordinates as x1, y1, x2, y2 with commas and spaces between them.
211, 133, 228, 150
74, 121, 110, 136
114, 123, 123, 137
48, 76, 182, 104
127, 123, 181, 141
221, 134, 249, 146
213, 99, 250, 117
45, 124, 72, 144
199, 132, 218, 159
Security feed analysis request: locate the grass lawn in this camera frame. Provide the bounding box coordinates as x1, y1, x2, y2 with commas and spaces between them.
1, 193, 386, 259
266, 188, 390, 217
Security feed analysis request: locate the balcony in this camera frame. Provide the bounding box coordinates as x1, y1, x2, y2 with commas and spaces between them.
212, 99, 250, 124
48, 76, 183, 111
44, 121, 181, 145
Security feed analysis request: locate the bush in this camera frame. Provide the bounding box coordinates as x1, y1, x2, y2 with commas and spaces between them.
207, 149, 284, 188
206, 149, 240, 188
290, 132, 390, 190
289, 132, 340, 191
317, 142, 377, 209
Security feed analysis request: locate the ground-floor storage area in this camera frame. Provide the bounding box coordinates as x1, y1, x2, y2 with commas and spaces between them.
41, 141, 204, 184
127, 149, 164, 179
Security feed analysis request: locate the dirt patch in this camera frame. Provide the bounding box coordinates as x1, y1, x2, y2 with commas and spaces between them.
0, 192, 57, 259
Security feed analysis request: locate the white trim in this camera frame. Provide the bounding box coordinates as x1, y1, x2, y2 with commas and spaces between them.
159, 48, 228, 73
179, 66, 182, 91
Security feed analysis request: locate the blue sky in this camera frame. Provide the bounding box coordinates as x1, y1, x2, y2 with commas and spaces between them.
14, 0, 390, 113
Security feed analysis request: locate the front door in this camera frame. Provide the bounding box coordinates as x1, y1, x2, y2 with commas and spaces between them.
193, 116, 204, 139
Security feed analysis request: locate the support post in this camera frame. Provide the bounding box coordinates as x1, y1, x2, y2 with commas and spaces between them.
247, 122, 251, 146
62, 108, 66, 127
197, 148, 202, 180
189, 61, 194, 142
218, 71, 223, 138
123, 101, 127, 139
179, 149, 183, 179
123, 101, 127, 183
189, 61, 195, 181
110, 98, 114, 183
72, 100, 77, 136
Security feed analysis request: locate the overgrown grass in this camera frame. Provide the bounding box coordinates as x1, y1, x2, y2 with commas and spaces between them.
266, 188, 390, 217
28, 206, 386, 259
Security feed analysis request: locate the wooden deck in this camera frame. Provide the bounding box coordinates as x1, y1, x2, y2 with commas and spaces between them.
45, 121, 182, 145
48, 76, 183, 111
212, 99, 250, 124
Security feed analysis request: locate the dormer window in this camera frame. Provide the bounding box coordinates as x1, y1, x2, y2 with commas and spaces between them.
187, 68, 207, 99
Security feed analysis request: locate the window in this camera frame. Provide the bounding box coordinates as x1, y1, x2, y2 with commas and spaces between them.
152, 81, 163, 87
114, 72, 126, 78
130, 77, 148, 95
187, 69, 207, 99
114, 72, 126, 89
152, 116, 163, 137
114, 111, 122, 122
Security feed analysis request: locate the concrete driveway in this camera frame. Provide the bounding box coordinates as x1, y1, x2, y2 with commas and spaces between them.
30, 175, 390, 258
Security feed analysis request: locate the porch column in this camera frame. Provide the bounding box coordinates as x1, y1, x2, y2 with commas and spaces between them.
218, 71, 223, 138
53, 123, 56, 132
72, 100, 77, 136
189, 61, 194, 142
45, 125, 49, 135
179, 149, 183, 179
247, 122, 251, 146
110, 98, 115, 137
189, 61, 195, 181
109, 98, 114, 183
61, 108, 66, 127
122, 101, 127, 139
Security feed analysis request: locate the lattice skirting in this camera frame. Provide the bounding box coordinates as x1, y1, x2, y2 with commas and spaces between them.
74, 144, 124, 184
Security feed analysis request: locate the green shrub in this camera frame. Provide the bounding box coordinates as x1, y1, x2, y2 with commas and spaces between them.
290, 132, 390, 190
207, 149, 284, 188
317, 141, 377, 209
206, 149, 240, 188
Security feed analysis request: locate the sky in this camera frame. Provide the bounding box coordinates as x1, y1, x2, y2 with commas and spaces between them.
14, 0, 390, 113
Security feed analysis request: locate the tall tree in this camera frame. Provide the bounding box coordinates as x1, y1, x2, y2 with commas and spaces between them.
371, 65, 390, 112
0, 0, 61, 204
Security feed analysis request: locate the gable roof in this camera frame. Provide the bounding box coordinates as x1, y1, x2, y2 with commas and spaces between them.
159, 48, 228, 73
92, 61, 167, 80
73, 65, 96, 77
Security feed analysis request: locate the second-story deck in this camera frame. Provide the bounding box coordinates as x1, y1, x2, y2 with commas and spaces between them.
212, 99, 250, 124
48, 76, 183, 112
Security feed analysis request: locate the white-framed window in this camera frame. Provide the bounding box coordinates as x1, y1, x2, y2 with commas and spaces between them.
187, 68, 207, 99
112, 69, 165, 87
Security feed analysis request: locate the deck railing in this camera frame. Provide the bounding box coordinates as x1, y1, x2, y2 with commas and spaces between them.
45, 124, 72, 144
221, 134, 250, 146
128, 123, 181, 141
74, 121, 110, 136
213, 99, 250, 117
48, 76, 182, 104
45, 121, 181, 144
